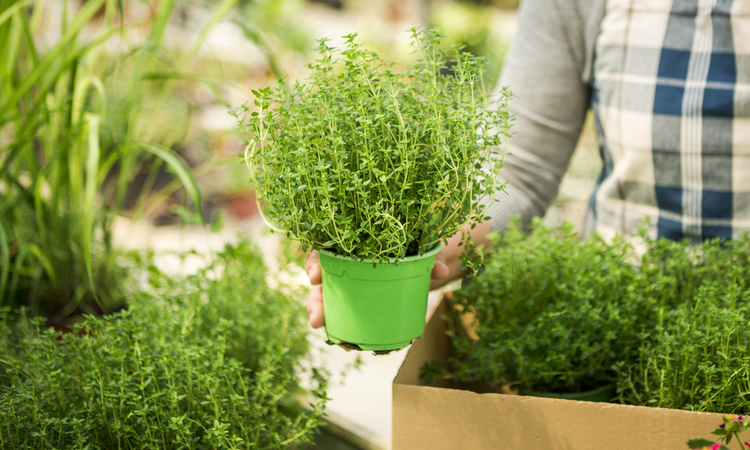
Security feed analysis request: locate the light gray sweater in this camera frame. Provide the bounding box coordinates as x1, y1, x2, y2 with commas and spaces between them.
485, 0, 607, 232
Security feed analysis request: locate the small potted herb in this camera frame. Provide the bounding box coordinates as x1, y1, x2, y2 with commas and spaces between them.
234, 29, 510, 351
441, 219, 648, 400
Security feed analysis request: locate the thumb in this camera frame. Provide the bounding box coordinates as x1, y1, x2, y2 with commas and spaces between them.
431, 250, 449, 280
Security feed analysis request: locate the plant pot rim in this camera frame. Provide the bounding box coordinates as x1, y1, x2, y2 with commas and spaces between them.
520, 383, 616, 402
318, 244, 441, 264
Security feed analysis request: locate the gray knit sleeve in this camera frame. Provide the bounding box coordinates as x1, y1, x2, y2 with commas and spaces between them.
483, 0, 603, 232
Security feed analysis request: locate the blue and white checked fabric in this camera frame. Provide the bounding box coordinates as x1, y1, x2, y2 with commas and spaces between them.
589, 0, 750, 243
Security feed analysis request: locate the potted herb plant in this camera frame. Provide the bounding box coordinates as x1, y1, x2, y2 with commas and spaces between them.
425, 219, 750, 403
432, 218, 650, 400
234, 29, 511, 351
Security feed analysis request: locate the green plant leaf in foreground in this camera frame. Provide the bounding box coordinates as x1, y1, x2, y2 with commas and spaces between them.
0, 223, 8, 305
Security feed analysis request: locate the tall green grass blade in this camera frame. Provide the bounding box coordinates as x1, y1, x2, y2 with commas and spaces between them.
0, 0, 106, 120
9, 246, 29, 300
28, 0, 45, 31
72, 75, 106, 126
33, 165, 51, 255
131, 158, 165, 218
26, 243, 55, 283
139, 143, 203, 222
0, 222, 9, 305
83, 114, 101, 294
115, 147, 136, 209
147, 0, 177, 54
18, 4, 39, 66
98, 150, 124, 186
0, 0, 31, 28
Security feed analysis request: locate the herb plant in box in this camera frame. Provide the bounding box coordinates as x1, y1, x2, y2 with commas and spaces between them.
438, 219, 649, 400
234, 29, 510, 351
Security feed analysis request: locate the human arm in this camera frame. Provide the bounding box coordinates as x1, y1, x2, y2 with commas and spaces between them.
482, 0, 599, 232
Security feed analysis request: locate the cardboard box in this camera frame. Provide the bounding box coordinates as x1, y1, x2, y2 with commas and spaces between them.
393, 297, 748, 450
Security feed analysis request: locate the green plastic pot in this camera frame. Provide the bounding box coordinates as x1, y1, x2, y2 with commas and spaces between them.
520, 384, 615, 403
318, 245, 441, 352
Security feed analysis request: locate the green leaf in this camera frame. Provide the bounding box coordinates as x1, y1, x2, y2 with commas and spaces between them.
687, 438, 717, 449
0, 0, 33, 28
0, 223, 9, 305
83, 114, 101, 296
139, 143, 203, 223
0, 0, 108, 121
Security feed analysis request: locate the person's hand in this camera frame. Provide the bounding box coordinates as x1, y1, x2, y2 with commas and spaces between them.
304, 220, 493, 328
305, 251, 325, 329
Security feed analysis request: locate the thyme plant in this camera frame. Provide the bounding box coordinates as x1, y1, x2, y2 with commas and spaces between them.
235, 29, 510, 262
441, 219, 647, 394
427, 219, 750, 409
619, 282, 750, 413
0, 241, 327, 449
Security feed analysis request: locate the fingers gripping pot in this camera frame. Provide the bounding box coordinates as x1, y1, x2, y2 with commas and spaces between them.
318, 245, 441, 352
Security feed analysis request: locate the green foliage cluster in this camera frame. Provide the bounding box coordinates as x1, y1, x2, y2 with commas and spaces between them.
235, 28, 510, 262
0, 0, 223, 316
620, 284, 750, 413
687, 414, 750, 450
0, 0, 285, 318
617, 235, 750, 413
0, 241, 328, 449
445, 218, 647, 393
442, 219, 750, 413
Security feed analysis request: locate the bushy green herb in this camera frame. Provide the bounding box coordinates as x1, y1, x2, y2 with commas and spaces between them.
439, 218, 750, 410
0, 241, 327, 449
615, 235, 750, 411
234, 28, 510, 262
446, 218, 648, 393
619, 283, 750, 413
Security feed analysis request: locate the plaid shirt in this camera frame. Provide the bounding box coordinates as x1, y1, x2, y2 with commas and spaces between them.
590, 0, 750, 243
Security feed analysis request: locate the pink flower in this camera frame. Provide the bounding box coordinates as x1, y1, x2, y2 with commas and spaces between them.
712, 444, 722, 450
744, 442, 750, 449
